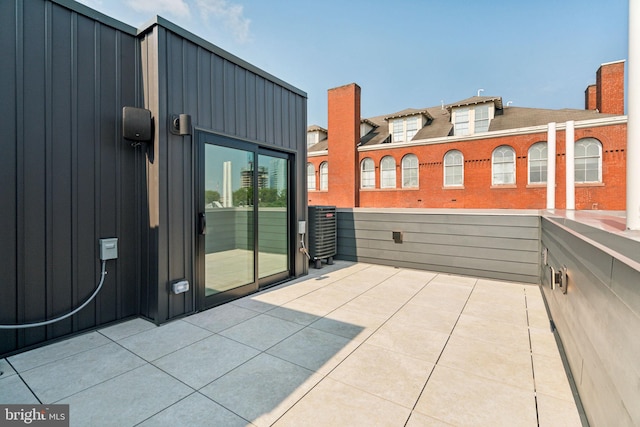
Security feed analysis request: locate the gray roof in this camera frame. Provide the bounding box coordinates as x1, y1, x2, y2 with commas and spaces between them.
307, 96, 619, 153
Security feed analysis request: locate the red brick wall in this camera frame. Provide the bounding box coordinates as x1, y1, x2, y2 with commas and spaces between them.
326, 83, 361, 208
310, 123, 627, 210
585, 85, 597, 110
596, 61, 625, 115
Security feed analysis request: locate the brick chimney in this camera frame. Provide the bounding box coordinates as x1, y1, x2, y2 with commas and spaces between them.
327, 83, 361, 208
594, 60, 625, 114
584, 84, 597, 111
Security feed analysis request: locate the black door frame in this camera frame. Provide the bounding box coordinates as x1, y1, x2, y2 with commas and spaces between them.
195, 130, 294, 310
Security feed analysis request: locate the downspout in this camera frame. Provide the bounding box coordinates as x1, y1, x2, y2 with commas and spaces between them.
566, 121, 576, 210
628, 0, 640, 229
547, 122, 556, 209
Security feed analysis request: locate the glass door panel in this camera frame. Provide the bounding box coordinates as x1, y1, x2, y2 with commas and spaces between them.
257, 154, 289, 282
204, 144, 255, 297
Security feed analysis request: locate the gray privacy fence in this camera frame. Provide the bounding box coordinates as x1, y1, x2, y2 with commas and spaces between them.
541, 217, 640, 427
205, 208, 287, 254
336, 208, 541, 284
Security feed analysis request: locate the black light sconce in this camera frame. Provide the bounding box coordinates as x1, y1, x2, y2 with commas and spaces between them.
170, 114, 192, 136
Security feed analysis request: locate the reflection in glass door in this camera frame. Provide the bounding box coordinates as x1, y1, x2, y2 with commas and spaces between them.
203, 144, 255, 298
258, 153, 289, 283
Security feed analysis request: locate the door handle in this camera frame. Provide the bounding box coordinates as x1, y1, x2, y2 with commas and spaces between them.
198, 212, 207, 235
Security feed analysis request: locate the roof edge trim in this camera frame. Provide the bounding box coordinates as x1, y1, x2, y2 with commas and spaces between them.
51, 0, 138, 35
137, 16, 307, 98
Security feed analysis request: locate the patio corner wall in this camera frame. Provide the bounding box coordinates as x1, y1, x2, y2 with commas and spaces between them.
0, 0, 144, 356
336, 208, 541, 284
541, 217, 640, 427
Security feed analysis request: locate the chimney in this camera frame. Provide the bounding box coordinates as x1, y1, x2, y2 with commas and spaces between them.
585, 84, 597, 110
327, 83, 361, 208
595, 60, 625, 114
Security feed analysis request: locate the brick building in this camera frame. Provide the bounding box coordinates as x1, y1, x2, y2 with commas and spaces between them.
307, 60, 627, 210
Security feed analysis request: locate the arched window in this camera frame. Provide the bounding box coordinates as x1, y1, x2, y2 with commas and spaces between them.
380, 156, 396, 188
492, 146, 516, 185
307, 163, 316, 190
575, 138, 602, 183
361, 158, 375, 188
444, 150, 464, 186
319, 162, 328, 190
402, 154, 418, 188
528, 142, 547, 184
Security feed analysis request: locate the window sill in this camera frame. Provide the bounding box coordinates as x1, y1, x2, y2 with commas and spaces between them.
526, 184, 547, 188
576, 182, 605, 187
442, 186, 465, 190
490, 184, 517, 189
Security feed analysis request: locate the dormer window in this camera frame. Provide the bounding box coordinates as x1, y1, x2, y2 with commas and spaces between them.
307, 126, 328, 148
391, 116, 421, 142
450, 99, 499, 136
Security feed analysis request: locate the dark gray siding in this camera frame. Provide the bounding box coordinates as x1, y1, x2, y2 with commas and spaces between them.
541, 217, 640, 427
139, 20, 308, 322
337, 209, 541, 283
0, 0, 143, 355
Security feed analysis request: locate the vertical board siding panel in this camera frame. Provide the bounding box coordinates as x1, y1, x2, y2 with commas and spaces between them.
281, 89, 290, 149
97, 26, 118, 324
74, 14, 98, 329
50, 4, 73, 337
246, 72, 257, 141
212, 55, 224, 131
0, 0, 19, 353
255, 76, 266, 142
22, 0, 47, 346
265, 81, 275, 144
235, 66, 247, 138
182, 41, 198, 314
273, 85, 283, 145
223, 60, 235, 134
118, 31, 139, 318
197, 48, 212, 129
138, 34, 151, 319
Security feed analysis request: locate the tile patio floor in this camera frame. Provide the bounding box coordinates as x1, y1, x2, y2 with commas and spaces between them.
0, 262, 583, 426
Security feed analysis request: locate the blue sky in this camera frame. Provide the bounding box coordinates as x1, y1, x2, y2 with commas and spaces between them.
77, 0, 628, 128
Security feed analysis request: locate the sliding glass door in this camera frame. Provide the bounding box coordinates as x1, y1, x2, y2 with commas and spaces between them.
198, 132, 291, 308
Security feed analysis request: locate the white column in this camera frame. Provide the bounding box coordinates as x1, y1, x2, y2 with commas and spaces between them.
628, 0, 640, 229
565, 121, 575, 210
547, 122, 556, 209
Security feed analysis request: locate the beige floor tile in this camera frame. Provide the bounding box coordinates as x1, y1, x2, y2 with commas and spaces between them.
0, 374, 40, 404
406, 411, 456, 427
342, 294, 405, 319
529, 328, 560, 357
117, 320, 213, 361
365, 318, 450, 363
414, 365, 538, 427
429, 274, 477, 287
266, 327, 358, 375
265, 305, 323, 326
363, 276, 428, 304
8, 332, 110, 372
309, 306, 387, 341
218, 314, 303, 351
329, 343, 433, 408
98, 318, 156, 341
183, 303, 260, 333
392, 303, 460, 334
152, 335, 260, 389
536, 392, 582, 427
200, 353, 322, 427
462, 298, 529, 326
273, 377, 411, 427
137, 392, 252, 427
452, 313, 531, 352
533, 352, 575, 402
438, 334, 534, 391
409, 282, 472, 314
